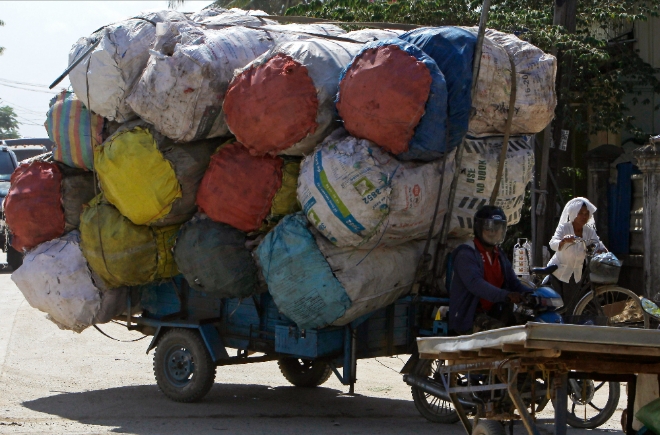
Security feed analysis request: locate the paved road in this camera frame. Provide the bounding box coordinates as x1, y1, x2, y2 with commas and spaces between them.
0, 268, 627, 435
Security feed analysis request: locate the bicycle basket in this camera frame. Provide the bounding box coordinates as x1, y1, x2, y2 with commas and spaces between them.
589, 252, 622, 284
563, 315, 608, 326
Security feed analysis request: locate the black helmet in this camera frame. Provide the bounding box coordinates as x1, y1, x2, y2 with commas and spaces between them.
474, 206, 507, 247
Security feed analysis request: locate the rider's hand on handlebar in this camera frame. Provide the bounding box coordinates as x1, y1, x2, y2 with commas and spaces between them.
507, 292, 523, 304
559, 235, 577, 250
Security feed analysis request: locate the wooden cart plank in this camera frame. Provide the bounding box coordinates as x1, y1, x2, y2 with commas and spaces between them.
417, 323, 660, 359
524, 339, 660, 357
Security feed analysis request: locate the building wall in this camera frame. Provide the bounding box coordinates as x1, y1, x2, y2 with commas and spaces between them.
635, 16, 660, 68
622, 16, 660, 140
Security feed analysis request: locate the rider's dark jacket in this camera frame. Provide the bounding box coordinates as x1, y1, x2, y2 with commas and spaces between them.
449, 241, 531, 333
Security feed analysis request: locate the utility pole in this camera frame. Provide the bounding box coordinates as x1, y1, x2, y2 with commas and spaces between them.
533, 0, 577, 267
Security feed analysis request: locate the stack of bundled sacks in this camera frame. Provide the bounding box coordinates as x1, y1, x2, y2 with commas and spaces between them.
8, 7, 555, 334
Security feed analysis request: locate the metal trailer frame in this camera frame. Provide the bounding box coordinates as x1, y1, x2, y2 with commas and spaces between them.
415, 323, 660, 435
117, 282, 451, 395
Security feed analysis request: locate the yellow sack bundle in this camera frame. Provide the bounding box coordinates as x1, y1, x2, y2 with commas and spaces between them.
94, 123, 217, 226
80, 195, 179, 288
263, 159, 300, 231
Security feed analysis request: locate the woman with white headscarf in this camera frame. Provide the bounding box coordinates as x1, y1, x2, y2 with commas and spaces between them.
547, 197, 607, 314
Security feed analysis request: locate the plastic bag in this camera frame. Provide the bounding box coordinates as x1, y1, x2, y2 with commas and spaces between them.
636, 398, 660, 434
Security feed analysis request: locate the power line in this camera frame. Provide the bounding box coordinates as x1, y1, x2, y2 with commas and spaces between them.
11, 106, 44, 116
13, 113, 44, 127
0, 82, 59, 94
0, 77, 52, 88
0, 98, 44, 116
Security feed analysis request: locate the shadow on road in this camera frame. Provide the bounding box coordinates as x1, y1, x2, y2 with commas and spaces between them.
22, 383, 427, 433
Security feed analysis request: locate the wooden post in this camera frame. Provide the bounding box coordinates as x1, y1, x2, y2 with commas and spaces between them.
633, 136, 660, 300
533, 0, 577, 267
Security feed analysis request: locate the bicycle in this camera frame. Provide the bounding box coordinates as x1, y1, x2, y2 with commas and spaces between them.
530, 237, 648, 329
526, 240, 649, 428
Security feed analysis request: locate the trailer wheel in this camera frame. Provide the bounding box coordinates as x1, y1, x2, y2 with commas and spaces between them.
153, 328, 216, 402
7, 246, 23, 271
278, 358, 332, 387
410, 359, 461, 423
472, 420, 505, 435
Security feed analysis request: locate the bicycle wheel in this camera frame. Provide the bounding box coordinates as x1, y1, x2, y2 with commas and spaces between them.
565, 379, 620, 429
573, 285, 649, 328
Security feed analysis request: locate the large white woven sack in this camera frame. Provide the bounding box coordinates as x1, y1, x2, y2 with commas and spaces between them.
468, 28, 556, 136
11, 231, 126, 333
449, 135, 534, 239
68, 10, 190, 122
262, 23, 346, 38
191, 7, 273, 25
298, 129, 455, 248
314, 229, 430, 326
344, 28, 404, 41
127, 25, 315, 143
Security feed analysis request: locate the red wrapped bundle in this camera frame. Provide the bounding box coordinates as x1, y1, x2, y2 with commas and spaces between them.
196, 142, 291, 232
223, 53, 319, 156
5, 162, 66, 251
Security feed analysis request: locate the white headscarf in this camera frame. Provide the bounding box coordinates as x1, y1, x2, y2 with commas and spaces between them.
558, 197, 597, 227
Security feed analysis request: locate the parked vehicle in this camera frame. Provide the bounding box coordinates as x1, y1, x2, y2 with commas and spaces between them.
0, 145, 21, 270
8, 144, 49, 163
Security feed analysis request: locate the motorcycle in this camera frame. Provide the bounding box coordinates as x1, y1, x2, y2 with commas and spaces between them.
406, 285, 621, 429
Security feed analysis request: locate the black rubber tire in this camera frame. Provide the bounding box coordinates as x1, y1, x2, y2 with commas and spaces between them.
153, 328, 216, 402
565, 379, 620, 429
7, 246, 22, 271
278, 358, 332, 387
472, 420, 506, 435
410, 359, 461, 424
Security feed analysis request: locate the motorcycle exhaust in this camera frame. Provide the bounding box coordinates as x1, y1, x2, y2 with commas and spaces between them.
403, 374, 477, 408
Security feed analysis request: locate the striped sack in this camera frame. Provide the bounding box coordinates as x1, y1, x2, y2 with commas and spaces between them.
45, 90, 103, 170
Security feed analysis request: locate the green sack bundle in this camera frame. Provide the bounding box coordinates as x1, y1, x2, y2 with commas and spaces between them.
80, 195, 179, 288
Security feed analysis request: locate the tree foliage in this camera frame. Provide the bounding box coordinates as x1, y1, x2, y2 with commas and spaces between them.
0, 106, 20, 140
286, 0, 660, 139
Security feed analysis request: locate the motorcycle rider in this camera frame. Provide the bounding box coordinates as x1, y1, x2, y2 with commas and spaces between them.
449, 205, 533, 334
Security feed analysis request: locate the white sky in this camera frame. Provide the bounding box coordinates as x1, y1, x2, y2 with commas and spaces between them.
0, 1, 212, 138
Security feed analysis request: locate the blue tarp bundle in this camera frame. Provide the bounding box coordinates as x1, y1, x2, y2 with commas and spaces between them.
255, 213, 350, 329
337, 39, 448, 162
400, 27, 476, 153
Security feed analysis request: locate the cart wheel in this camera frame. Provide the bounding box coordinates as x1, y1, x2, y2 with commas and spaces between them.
410, 359, 461, 424
564, 379, 620, 429
472, 420, 505, 435
7, 246, 23, 271
278, 358, 332, 387
153, 328, 216, 402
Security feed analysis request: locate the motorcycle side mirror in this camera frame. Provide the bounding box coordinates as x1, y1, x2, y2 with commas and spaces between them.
641, 297, 660, 321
